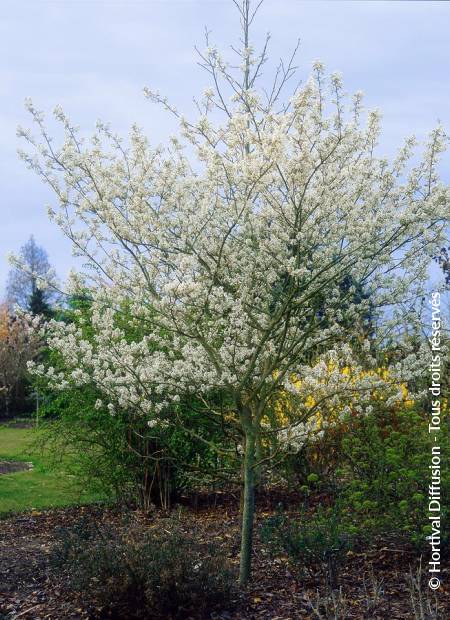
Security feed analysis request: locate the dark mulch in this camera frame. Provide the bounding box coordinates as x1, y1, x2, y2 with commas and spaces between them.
0, 462, 33, 475
0, 499, 448, 619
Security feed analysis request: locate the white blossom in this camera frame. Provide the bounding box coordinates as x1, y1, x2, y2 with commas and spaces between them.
19, 59, 448, 435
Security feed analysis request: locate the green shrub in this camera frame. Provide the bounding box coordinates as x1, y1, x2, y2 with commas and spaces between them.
281, 402, 449, 550
51, 515, 236, 619
336, 406, 449, 549
35, 296, 239, 510
261, 504, 355, 588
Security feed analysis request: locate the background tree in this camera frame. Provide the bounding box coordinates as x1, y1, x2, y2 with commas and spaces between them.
0, 304, 40, 417
6, 235, 58, 312
20, 0, 448, 585
28, 287, 54, 318
435, 246, 450, 286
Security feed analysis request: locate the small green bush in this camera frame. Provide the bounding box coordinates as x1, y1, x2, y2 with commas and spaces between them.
337, 406, 449, 549
261, 505, 355, 588
282, 403, 449, 550
51, 515, 236, 619
35, 296, 239, 510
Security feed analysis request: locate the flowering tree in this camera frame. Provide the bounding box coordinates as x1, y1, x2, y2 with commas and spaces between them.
19, 0, 448, 584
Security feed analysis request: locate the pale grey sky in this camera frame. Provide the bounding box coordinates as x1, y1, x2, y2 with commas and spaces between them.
1, 0, 449, 295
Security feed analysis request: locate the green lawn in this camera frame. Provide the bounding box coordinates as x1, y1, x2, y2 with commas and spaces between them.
0, 425, 106, 516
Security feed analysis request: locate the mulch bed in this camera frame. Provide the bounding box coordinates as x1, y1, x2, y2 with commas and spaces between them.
0, 499, 448, 619
0, 462, 33, 475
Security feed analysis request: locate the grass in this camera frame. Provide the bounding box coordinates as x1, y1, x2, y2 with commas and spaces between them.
0, 423, 106, 516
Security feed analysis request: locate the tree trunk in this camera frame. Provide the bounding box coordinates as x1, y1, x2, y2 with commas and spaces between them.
5, 389, 10, 418
239, 427, 255, 586
254, 430, 263, 490
239, 434, 246, 513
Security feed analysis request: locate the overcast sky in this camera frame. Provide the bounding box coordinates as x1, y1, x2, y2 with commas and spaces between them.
1, 0, 449, 296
